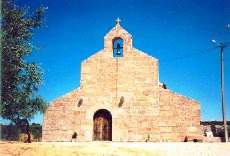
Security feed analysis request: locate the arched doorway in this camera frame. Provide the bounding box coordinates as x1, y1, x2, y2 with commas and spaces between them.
93, 109, 112, 141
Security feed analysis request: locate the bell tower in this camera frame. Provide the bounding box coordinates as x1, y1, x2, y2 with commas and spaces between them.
104, 18, 133, 57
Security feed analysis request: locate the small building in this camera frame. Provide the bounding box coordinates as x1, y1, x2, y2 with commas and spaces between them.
201, 121, 230, 138
42, 20, 202, 142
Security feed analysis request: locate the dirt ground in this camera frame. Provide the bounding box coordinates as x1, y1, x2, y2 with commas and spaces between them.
0, 141, 230, 156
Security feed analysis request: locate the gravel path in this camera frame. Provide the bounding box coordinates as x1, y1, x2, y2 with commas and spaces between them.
0, 141, 230, 156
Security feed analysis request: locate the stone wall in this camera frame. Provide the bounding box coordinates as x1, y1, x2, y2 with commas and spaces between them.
159, 88, 202, 141
42, 22, 202, 142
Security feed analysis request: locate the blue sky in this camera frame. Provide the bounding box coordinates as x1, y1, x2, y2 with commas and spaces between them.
15, 0, 230, 124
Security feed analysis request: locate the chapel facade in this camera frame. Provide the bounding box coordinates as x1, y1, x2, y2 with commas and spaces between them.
42, 20, 202, 142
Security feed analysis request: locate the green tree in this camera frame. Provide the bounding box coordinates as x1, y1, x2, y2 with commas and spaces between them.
1, 0, 47, 143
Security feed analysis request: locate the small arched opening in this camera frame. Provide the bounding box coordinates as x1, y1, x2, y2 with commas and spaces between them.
93, 109, 112, 141
113, 37, 123, 57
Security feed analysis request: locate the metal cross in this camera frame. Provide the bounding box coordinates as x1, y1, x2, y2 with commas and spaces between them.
116, 17, 121, 25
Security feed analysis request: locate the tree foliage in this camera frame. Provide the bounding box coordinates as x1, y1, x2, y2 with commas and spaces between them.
1, 0, 47, 129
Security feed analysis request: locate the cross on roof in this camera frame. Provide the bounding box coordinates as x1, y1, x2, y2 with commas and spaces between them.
116, 17, 121, 25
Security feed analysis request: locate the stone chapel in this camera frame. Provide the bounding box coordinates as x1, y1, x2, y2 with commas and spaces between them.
43, 20, 202, 142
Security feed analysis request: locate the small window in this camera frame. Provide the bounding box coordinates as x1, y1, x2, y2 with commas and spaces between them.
113, 38, 123, 57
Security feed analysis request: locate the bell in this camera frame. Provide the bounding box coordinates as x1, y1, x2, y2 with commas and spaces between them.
116, 44, 121, 55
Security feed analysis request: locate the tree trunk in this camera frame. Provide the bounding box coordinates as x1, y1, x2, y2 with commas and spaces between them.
25, 128, 31, 143
24, 120, 31, 143
17, 118, 31, 143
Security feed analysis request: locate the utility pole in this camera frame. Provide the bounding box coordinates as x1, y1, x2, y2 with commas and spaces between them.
212, 24, 230, 142
220, 43, 228, 142
212, 39, 229, 142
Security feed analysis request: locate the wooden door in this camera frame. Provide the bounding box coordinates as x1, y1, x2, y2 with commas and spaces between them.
93, 109, 112, 141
